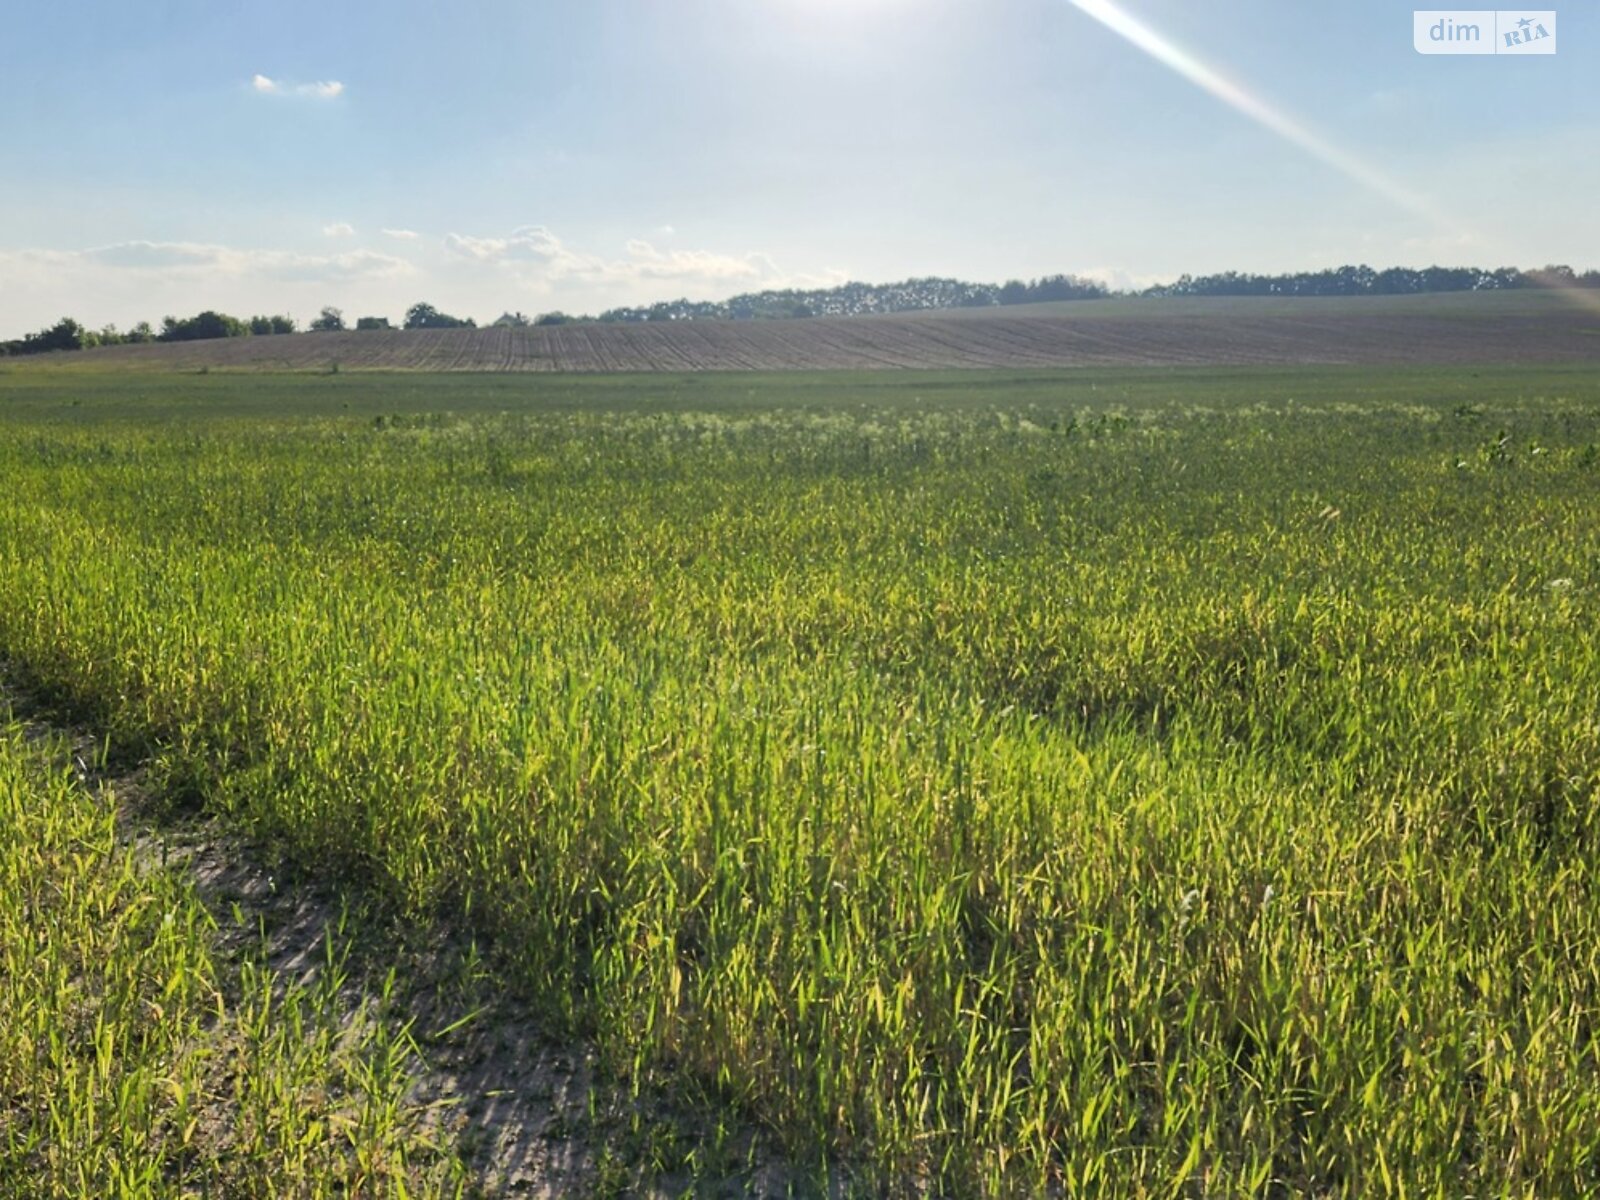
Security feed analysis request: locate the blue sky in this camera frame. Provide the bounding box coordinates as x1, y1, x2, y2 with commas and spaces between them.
1, 0, 1594, 334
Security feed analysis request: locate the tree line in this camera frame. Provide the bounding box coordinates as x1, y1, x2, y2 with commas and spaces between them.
594, 274, 1109, 323
1144, 263, 1599, 298
5, 265, 1597, 356
1, 303, 476, 357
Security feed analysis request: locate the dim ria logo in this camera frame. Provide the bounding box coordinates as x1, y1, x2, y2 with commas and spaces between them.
1414, 10, 1556, 53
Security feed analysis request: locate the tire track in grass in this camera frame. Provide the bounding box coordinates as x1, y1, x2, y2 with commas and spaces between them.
0, 686, 460, 1194
0, 667, 826, 1198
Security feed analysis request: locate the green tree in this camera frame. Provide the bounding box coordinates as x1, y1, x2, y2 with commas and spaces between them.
310, 307, 346, 333
250, 314, 298, 335
159, 311, 250, 342
404, 302, 474, 330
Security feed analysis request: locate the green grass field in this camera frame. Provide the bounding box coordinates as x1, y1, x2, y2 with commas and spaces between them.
3, 363, 1599, 1195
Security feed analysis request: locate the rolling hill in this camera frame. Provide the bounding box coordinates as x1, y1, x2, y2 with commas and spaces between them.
50, 290, 1600, 373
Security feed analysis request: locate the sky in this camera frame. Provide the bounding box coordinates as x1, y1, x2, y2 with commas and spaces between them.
1, 0, 1595, 335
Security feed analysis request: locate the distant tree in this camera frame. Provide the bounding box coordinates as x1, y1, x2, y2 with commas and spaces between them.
126, 321, 155, 344
404, 302, 474, 330
1419, 266, 1478, 294
404, 302, 440, 329
1138, 264, 1536, 300
355, 316, 393, 331
310, 306, 346, 332
1, 317, 89, 356
492, 311, 531, 327
249, 314, 298, 335
159, 311, 250, 342
1028, 274, 1106, 302
534, 311, 572, 326
54, 317, 87, 349
48, 317, 86, 351
30, 318, 87, 353
1525, 264, 1577, 288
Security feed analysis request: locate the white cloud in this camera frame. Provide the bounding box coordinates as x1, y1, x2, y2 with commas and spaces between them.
84, 242, 223, 270
74, 240, 412, 283
250, 74, 345, 100
623, 240, 770, 283
1072, 265, 1169, 292
323, 222, 356, 238
381, 228, 420, 241
442, 226, 776, 290
443, 226, 565, 264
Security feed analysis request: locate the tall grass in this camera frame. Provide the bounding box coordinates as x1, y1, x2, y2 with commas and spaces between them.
3, 366, 1599, 1192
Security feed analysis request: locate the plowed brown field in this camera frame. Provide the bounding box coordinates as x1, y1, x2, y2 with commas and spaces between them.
71, 291, 1600, 372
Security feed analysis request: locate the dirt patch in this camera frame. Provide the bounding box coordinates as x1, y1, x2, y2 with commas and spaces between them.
163, 829, 609, 1195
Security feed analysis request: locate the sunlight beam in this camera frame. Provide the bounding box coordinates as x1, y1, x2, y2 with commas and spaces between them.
1062, 0, 1600, 317
1062, 0, 1451, 229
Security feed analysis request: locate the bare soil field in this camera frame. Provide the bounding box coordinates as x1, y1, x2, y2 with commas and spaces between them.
60, 289, 1600, 373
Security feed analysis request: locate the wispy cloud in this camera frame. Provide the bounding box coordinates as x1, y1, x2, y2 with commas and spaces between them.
381, 228, 420, 241
251, 74, 345, 99
624, 239, 774, 283
323, 222, 355, 238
